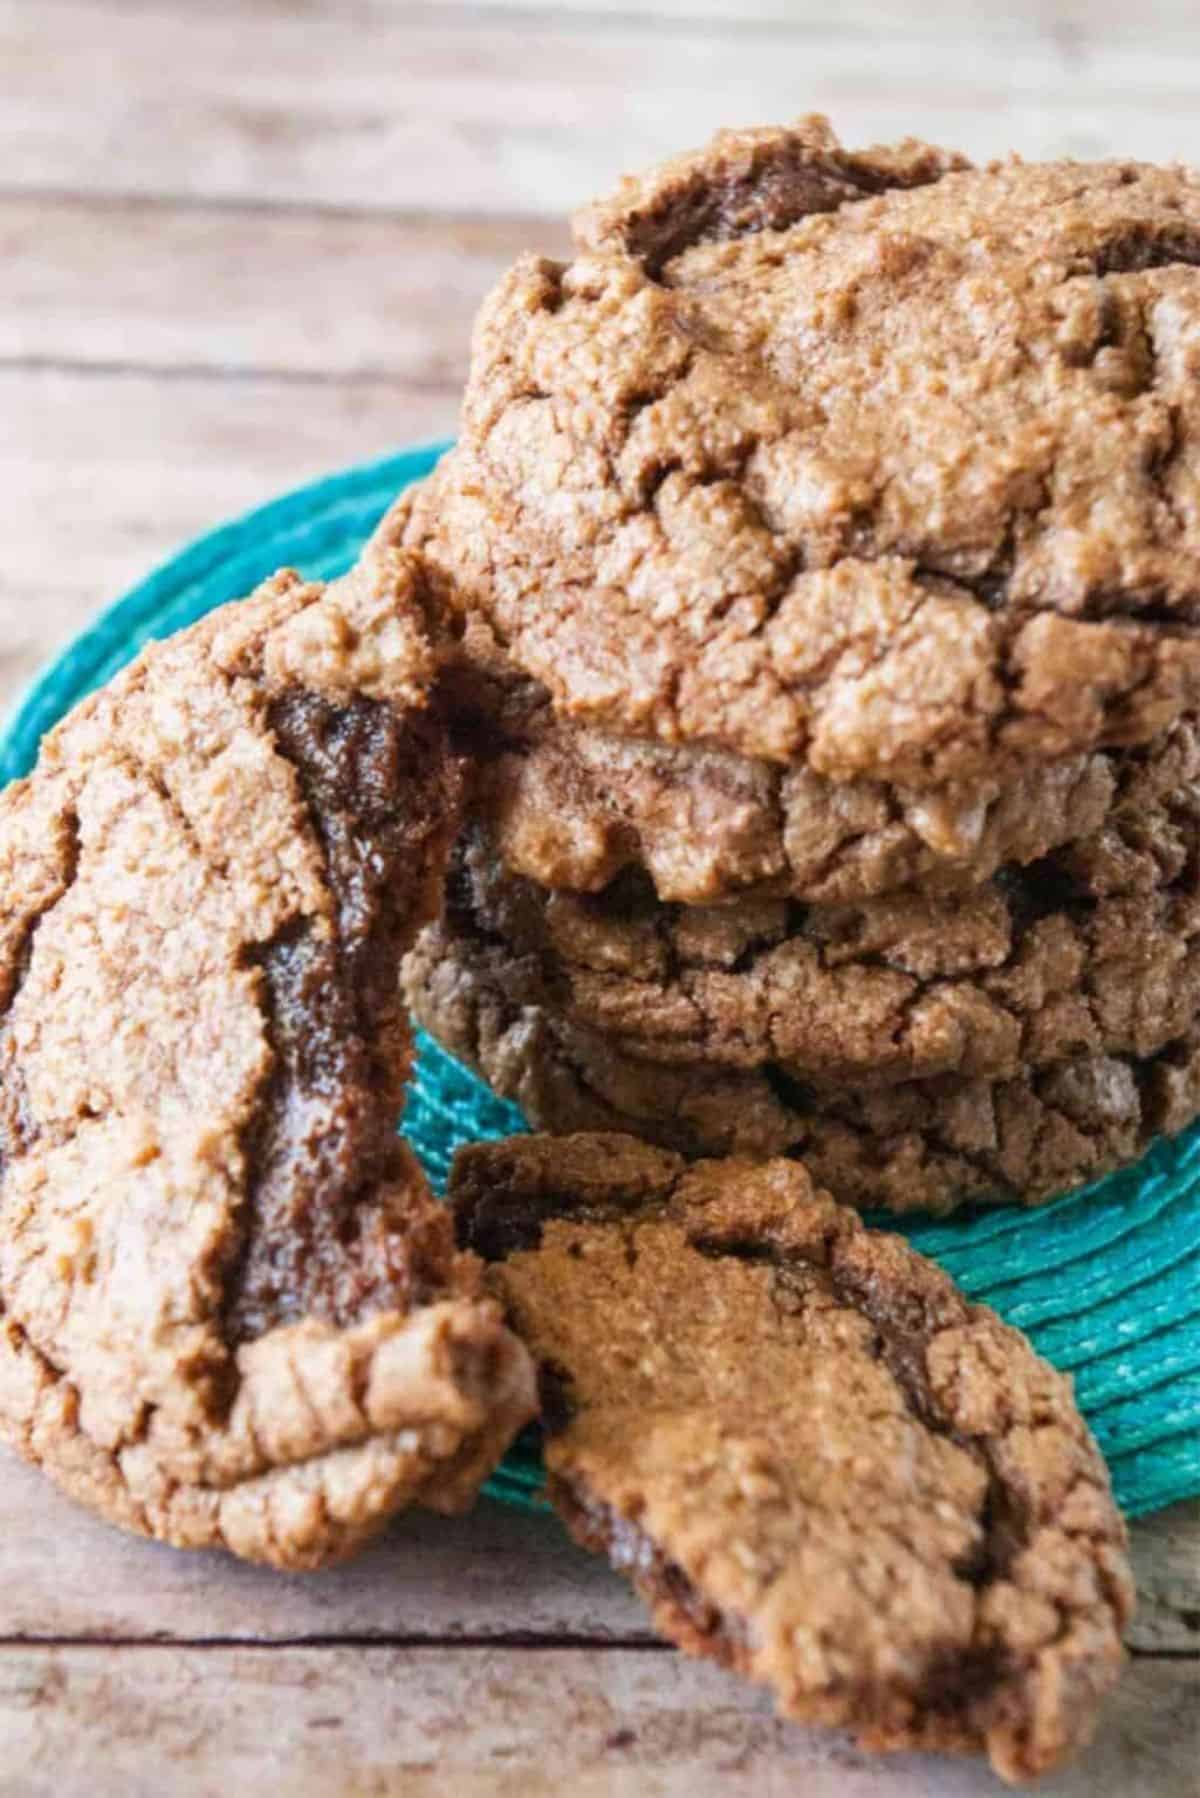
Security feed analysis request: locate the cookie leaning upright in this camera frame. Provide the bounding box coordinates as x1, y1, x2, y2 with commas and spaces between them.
451, 1133, 1135, 1784
0, 548, 536, 1569
427, 116, 1200, 785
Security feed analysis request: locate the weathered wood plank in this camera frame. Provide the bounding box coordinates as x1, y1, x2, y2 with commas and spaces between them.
0, 197, 565, 379
0, 1453, 646, 1643
463, 0, 1200, 34
0, 1447, 1197, 1651
3, 3, 1200, 220
0, 1642, 1195, 1798
30, 0, 1200, 43
1126, 1501, 1200, 1655
0, 367, 456, 717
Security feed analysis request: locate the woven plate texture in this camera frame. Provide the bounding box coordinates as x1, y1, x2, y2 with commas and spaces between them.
3, 442, 1198, 1520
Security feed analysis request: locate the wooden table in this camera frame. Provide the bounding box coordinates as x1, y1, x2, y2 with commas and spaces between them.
1, 3, 1198, 1791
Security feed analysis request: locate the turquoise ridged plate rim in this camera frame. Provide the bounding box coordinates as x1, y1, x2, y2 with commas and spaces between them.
3, 440, 1198, 1520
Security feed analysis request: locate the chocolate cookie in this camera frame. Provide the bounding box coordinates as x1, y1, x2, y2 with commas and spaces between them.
0, 553, 536, 1568
383, 547, 1129, 907
389, 482, 1193, 907
451, 1134, 1134, 1781
433, 785, 1200, 1088
480, 703, 1122, 908
405, 912, 1200, 1213
418, 117, 1200, 785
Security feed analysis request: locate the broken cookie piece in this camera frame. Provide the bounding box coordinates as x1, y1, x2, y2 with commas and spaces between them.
0, 552, 535, 1569
451, 1133, 1133, 1784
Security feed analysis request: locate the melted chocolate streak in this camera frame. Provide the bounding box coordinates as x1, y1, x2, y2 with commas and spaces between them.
224, 691, 451, 1343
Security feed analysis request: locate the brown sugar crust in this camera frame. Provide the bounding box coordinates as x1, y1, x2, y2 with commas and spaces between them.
432, 758, 1200, 1087
418, 117, 1200, 783
404, 909, 1200, 1213
0, 554, 535, 1569
450, 1135, 1133, 1781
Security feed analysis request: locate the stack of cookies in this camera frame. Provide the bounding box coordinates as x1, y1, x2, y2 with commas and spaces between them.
2, 116, 1170, 1780
401, 116, 1200, 1215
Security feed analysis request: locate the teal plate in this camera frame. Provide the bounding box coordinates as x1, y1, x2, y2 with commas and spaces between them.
3, 441, 1198, 1520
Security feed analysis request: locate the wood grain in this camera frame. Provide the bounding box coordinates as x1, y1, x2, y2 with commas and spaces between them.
0, 197, 566, 379
0, 1449, 1194, 1653
465, 0, 1200, 33
0, 1644, 1195, 1798
0, 367, 456, 715
1126, 1502, 1200, 1654
3, 2, 1200, 221
0, 1455, 647, 1645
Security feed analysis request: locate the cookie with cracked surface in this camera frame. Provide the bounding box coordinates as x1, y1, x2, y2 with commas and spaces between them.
0, 552, 536, 1569
479, 705, 1124, 908
375, 539, 1126, 906
418, 116, 1200, 784
450, 1134, 1134, 1782
386, 483, 1191, 906
404, 911, 1200, 1213
434, 782, 1200, 1088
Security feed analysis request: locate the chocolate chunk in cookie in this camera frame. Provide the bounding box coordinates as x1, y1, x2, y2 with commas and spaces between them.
405, 906, 1200, 1213
481, 706, 1122, 908
0, 552, 535, 1568
451, 1134, 1133, 1782
420, 117, 1200, 784
387, 557, 1128, 907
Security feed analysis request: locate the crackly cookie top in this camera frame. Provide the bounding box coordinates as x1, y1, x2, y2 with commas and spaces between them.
422, 116, 1200, 783
0, 553, 535, 1568
451, 1135, 1133, 1781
